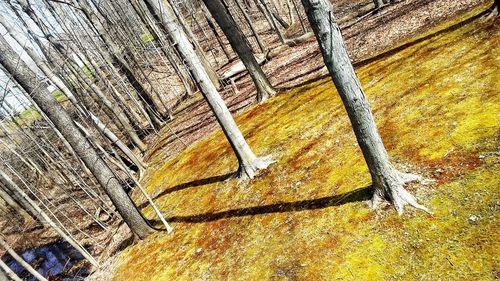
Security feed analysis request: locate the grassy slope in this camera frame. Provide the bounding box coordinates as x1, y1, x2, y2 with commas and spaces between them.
115, 13, 499, 281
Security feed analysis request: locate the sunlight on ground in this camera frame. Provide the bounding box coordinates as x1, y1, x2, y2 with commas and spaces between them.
115, 13, 499, 280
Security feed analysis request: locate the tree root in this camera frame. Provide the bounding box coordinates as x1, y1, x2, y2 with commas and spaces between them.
258, 87, 277, 104
236, 155, 275, 181
371, 172, 431, 215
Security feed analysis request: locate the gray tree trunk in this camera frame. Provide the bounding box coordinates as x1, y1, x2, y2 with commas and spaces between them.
145, 0, 274, 180
257, 0, 286, 44
0, 185, 32, 222
233, 0, 266, 53
154, 0, 221, 89
0, 40, 155, 238
202, 5, 232, 60
0, 34, 146, 176
129, 0, 197, 96
300, 0, 428, 214
202, 0, 276, 103
77, 0, 164, 130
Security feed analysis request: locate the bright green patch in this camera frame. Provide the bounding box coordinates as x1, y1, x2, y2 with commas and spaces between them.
81, 64, 95, 78
115, 13, 499, 281
15, 107, 41, 126
51, 89, 68, 103
140, 32, 155, 44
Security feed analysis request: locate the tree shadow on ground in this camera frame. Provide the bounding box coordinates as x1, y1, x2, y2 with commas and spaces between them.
150, 186, 373, 224
139, 173, 234, 209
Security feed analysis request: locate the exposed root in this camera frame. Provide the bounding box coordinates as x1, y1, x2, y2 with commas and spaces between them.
257, 86, 277, 104
236, 155, 275, 181
371, 171, 431, 215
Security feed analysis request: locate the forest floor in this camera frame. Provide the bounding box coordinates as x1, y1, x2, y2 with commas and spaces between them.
91, 1, 499, 280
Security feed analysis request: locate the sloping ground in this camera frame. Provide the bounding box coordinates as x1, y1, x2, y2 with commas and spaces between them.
144, 0, 489, 165
112, 12, 499, 281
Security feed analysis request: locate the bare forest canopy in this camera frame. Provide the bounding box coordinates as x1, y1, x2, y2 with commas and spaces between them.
0, 0, 497, 280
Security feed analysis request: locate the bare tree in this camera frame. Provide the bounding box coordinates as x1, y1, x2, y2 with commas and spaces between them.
202, 0, 276, 102
300, 0, 429, 214
145, 0, 274, 180
0, 38, 156, 238
0, 184, 32, 222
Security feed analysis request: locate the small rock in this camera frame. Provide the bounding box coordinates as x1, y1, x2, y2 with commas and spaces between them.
295, 181, 301, 187
449, 210, 458, 217
468, 215, 479, 224
196, 248, 203, 254
479, 155, 486, 159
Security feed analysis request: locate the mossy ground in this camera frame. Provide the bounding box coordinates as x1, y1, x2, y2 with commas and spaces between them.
115, 14, 499, 281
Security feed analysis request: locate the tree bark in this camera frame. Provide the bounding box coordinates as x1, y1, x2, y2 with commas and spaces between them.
129, 0, 197, 96
0, 185, 32, 222
257, 0, 286, 44
233, 0, 266, 53
152, 0, 221, 89
202, 0, 276, 103
202, 6, 232, 60
301, 0, 428, 214
145, 0, 274, 180
77, 0, 164, 130
0, 8, 148, 159
0, 40, 155, 238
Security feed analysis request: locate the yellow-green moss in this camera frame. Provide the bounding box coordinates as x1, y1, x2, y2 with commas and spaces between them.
115, 13, 499, 281
140, 32, 155, 44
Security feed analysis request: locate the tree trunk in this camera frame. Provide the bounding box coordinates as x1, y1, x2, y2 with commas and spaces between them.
0, 236, 48, 281
291, 0, 307, 33
374, 0, 385, 9
129, 0, 197, 96
202, 6, 232, 60
145, 0, 274, 180
0, 185, 32, 222
257, 0, 286, 44
0, 176, 44, 224
154, 0, 221, 89
233, 0, 266, 53
0, 34, 146, 176
202, 0, 276, 103
300, 0, 428, 214
0, 40, 155, 239
78, 0, 164, 130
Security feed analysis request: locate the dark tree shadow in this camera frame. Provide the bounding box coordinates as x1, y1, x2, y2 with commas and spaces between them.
139, 172, 234, 209
150, 186, 374, 224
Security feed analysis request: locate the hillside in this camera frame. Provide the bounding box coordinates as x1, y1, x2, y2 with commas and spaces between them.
107, 7, 499, 281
